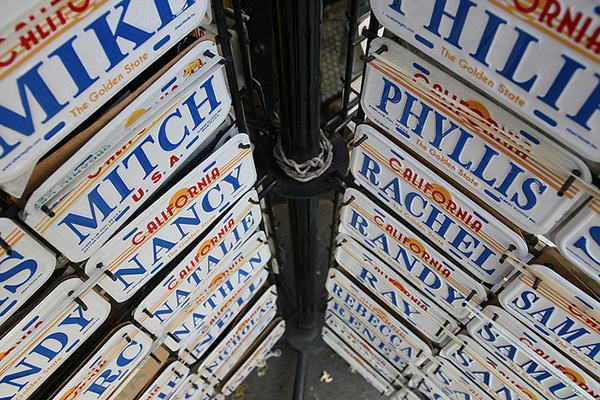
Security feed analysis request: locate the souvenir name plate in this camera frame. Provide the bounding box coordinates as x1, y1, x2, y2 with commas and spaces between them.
498, 263, 600, 379
220, 319, 286, 397
133, 191, 261, 329
132, 192, 260, 328
0, 0, 209, 183
161, 245, 270, 351
138, 229, 267, 337
26, 37, 225, 234
321, 325, 397, 396
339, 189, 487, 318
370, 1, 600, 163
0, 277, 110, 400
199, 287, 278, 381
468, 305, 596, 400
53, 323, 153, 400
137, 361, 189, 400
0, 217, 54, 326
407, 366, 455, 400
424, 356, 494, 400
334, 238, 459, 344
441, 333, 541, 400
325, 313, 404, 385
351, 124, 528, 284
170, 374, 212, 400
363, 37, 592, 234
25, 46, 231, 262
326, 281, 432, 366
325, 305, 412, 372
555, 197, 600, 284
85, 134, 256, 301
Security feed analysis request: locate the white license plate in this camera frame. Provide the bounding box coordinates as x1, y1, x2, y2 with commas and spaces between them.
321, 325, 396, 396
362, 37, 592, 234
85, 134, 257, 302
0, 277, 110, 400
0, 0, 208, 182
325, 313, 404, 385
53, 323, 153, 400
338, 189, 487, 318
133, 190, 261, 332
350, 123, 528, 284
468, 305, 598, 400
0, 217, 55, 326
497, 264, 600, 380
203, 299, 277, 382
555, 197, 600, 285
162, 251, 270, 351
334, 238, 458, 344
371, 1, 600, 163
441, 333, 540, 400
24, 43, 231, 262
220, 319, 286, 396
424, 356, 494, 400
137, 361, 189, 400
326, 267, 432, 361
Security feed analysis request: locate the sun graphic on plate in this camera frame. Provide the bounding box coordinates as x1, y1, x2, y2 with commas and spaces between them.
428, 183, 452, 204
124, 108, 148, 129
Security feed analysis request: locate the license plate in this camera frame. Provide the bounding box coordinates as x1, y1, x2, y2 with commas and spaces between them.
137, 361, 189, 400
407, 366, 455, 399
326, 270, 432, 363
325, 313, 404, 386
497, 264, 600, 380
468, 305, 598, 400
53, 323, 153, 400
0, 0, 209, 182
321, 325, 397, 396
554, 197, 600, 285
220, 319, 286, 396
133, 191, 262, 331
85, 134, 257, 302
334, 238, 458, 344
441, 333, 541, 400
24, 44, 231, 262
338, 189, 487, 318
371, 1, 600, 163
350, 123, 529, 284
0, 217, 55, 326
424, 356, 494, 400
170, 374, 213, 400
362, 37, 592, 234
0, 277, 110, 400
201, 292, 278, 383
161, 250, 270, 351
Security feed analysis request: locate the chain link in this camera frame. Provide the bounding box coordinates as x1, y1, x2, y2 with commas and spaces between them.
273, 130, 333, 183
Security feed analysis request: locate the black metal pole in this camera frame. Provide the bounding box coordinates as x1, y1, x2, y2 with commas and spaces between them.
271, 0, 323, 341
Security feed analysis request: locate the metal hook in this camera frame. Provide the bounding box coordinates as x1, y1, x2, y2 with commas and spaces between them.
487, 313, 499, 328
68, 290, 88, 311
341, 195, 355, 207
350, 134, 368, 148
557, 170, 581, 197
532, 276, 542, 290
41, 204, 55, 218
0, 237, 13, 255
499, 244, 516, 264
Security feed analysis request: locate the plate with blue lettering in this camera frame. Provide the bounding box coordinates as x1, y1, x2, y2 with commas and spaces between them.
23, 40, 230, 262
350, 123, 529, 284
371, 1, 600, 164
361, 37, 592, 234
554, 197, 600, 285
497, 264, 600, 380
0, 0, 209, 184
0, 217, 55, 326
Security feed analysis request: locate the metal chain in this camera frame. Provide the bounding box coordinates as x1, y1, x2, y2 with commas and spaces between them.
273, 130, 333, 182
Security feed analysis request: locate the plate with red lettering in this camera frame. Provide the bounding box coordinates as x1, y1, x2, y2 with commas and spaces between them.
361, 37, 592, 234
370, 1, 600, 164
0, 0, 209, 185
23, 40, 230, 262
